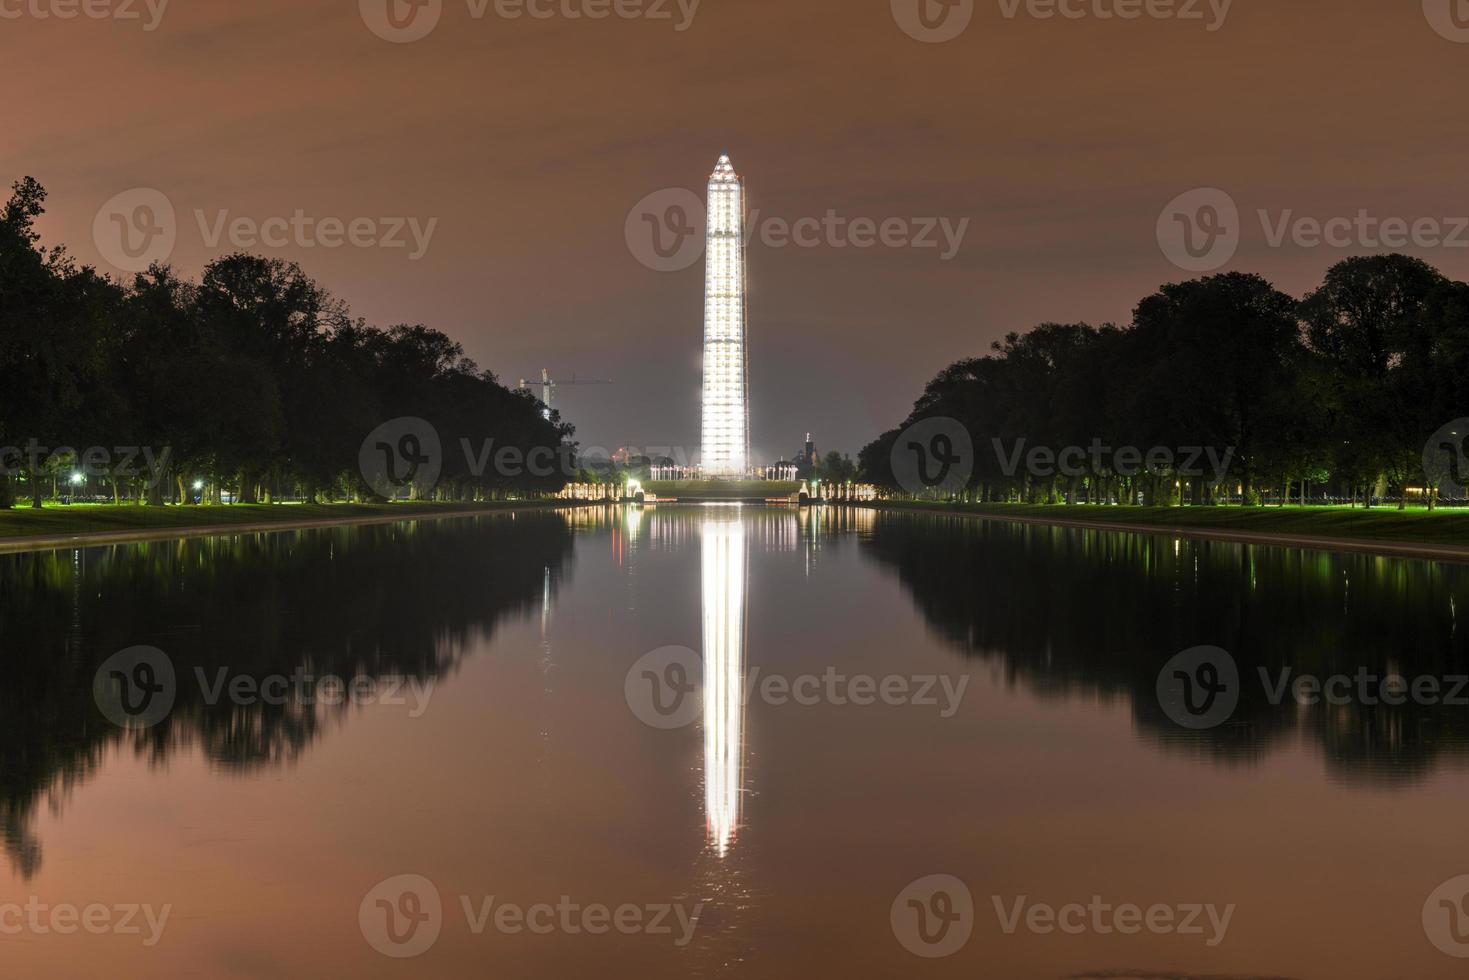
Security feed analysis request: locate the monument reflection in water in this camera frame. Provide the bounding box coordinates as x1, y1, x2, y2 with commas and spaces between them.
701, 511, 747, 857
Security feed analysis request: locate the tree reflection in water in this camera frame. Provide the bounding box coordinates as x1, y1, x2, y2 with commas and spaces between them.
0, 511, 577, 879
860, 510, 1469, 784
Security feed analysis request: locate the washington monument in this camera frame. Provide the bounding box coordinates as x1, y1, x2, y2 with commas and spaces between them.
700, 153, 749, 477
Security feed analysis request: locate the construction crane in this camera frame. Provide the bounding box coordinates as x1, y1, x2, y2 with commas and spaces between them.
517, 368, 614, 419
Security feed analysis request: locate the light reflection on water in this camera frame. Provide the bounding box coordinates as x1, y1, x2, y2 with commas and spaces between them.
700, 511, 747, 858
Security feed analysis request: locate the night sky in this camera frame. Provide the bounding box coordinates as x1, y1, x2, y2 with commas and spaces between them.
8, 0, 1469, 461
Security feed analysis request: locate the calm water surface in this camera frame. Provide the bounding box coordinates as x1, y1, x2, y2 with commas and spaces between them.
3, 505, 1468, 978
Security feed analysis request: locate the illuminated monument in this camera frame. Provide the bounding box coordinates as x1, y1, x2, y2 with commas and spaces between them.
700, 154, 749, 477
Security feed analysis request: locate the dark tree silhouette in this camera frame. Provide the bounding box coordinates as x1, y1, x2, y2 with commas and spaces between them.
862, 264, 1469, 506
0, 178, 573, 507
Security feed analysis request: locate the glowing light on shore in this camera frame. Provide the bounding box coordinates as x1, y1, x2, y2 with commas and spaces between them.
701, 512, 746, 855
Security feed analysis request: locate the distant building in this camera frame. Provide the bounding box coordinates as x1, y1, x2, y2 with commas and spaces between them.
794, 433, 818, 478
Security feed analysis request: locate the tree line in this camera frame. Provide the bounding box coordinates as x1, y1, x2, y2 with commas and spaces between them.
0, 178, 572, 508
859, 256, 1469, 508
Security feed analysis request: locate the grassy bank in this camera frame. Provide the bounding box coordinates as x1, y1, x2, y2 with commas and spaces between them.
0, 499, 581, 542
860, 500, 1469, 550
